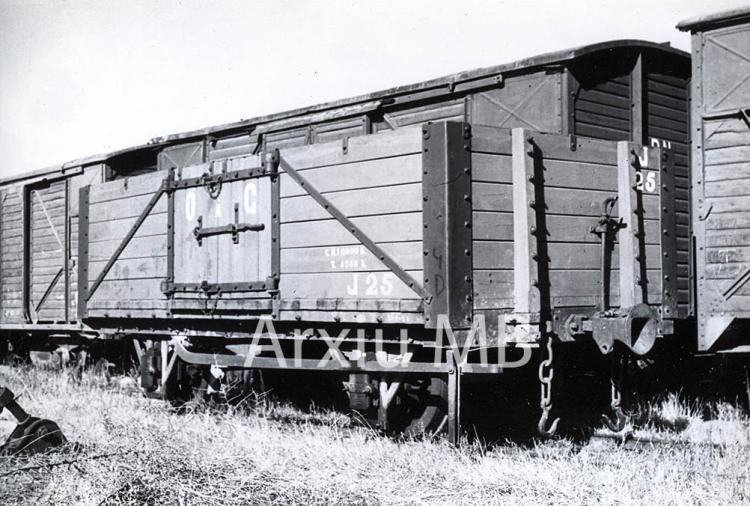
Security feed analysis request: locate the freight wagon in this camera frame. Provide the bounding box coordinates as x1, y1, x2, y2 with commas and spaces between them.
679, 7, 750, 353
0, 35, 714, 441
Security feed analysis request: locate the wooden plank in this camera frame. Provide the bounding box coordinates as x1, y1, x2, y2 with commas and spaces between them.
89, 213, 166, 242
281, 125, 422, 170
89, 236, 167, 262
474, 211, 662, 244
704, 120, 750, 151
280, 154, 422, 198
578, 110, 630, 132
281, 241, 423, 273
705, 229, 750, 248
473, 182, 512, 212
88, 256, 167, 282
704, 162, 750, 182
88, 194, 167, 223
280, 213, 422, 248
87, 299, 170, 311
280, 271, 423, 300
544, 187, 659, 218
705, 179, 750, 198
705, 146, 750, 166
87, 278, 166, 302
707, 213, 750, 231
646, 79, 688, 100
530, 131, 619, 165
706, 263, 750, 280
474, 240, 660, 271
280, 183, 422, 223
88, 170, 167, 204
473, 270, 513, 309
578, 89, 630, 110
540, 159, 618, 191
577, 99, 631, 121
576, 123, 629, 141
468, 125, 512, 155
472, 153, 512, 183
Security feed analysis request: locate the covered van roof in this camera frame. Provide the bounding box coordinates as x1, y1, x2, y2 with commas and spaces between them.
1, 39, 688, 186
677, 6, 750, 32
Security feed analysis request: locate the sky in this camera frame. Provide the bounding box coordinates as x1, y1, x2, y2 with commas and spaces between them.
0, 0, 747, 178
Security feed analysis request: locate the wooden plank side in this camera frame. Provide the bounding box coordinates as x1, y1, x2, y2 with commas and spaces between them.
88, 256, 167, 282
473, 270, 514, 310
88, 170, 167, 204
89, 236, 167, 262
280, 183, 422, 223
471, 126, 513, 155
88, 194, 167, 223
474, 211, 662, 244
89, 213, 166, 243
280, 271, 423, 301
280, 154, 422, 197
280, 213, 422, 248
281, 242, 423, 273
474, 241, 660, 271
472, 153, 512, 183
87, 278, 165, 303
281, 125, 422, 170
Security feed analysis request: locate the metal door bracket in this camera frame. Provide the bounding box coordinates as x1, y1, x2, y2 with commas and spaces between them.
193, 205, 265, 246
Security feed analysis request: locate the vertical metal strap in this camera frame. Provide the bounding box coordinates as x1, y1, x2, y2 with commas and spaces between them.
270, 154, 281, 318
447, 354, 461, 445
64, 179, 70, 322
77, 186, 90, 320
166, 168, 175, 317
21, 185, 31, 322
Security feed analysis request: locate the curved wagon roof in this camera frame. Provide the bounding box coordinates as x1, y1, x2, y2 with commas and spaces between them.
677, 6, 750, 32
1, 39, 688, 186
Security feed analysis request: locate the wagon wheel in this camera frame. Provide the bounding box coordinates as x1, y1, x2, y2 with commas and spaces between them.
165, 360, 263, 408
382, 376, 448, 437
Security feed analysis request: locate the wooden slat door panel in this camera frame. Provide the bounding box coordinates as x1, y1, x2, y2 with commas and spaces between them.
29, 180, 67, 322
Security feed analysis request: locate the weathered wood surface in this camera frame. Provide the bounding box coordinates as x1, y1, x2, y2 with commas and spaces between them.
472, 127, 667, 312
278, 127, 426, 320
85, 171, 168, 313
0, 186, 23, 322
29, 181, 67, 322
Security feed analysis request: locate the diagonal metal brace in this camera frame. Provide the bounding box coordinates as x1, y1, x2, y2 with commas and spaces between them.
278, 156, 430, 302
85, 171, 173, 301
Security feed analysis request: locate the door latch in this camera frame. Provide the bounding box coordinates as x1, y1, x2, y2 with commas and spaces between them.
194, 203, 264, 245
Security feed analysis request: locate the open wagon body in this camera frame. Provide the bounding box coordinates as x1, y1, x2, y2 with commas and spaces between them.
0, 39, 694, 439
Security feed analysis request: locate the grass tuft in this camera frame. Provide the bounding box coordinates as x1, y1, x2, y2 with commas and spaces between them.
1, 365, 748, 505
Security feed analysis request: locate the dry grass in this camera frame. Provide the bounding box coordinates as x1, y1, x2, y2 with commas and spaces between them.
1, 365, 749, 505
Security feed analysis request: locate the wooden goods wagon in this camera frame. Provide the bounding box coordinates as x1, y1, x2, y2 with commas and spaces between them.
0, 40, 692, 439
679, 8, 750, 353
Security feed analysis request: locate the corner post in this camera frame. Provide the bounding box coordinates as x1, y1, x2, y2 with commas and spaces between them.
77, 185, 90, 321
617, 142, 642, 308
421, 121, 474, 330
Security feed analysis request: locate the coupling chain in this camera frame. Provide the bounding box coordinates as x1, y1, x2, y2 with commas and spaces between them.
538, 336, 554, 412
